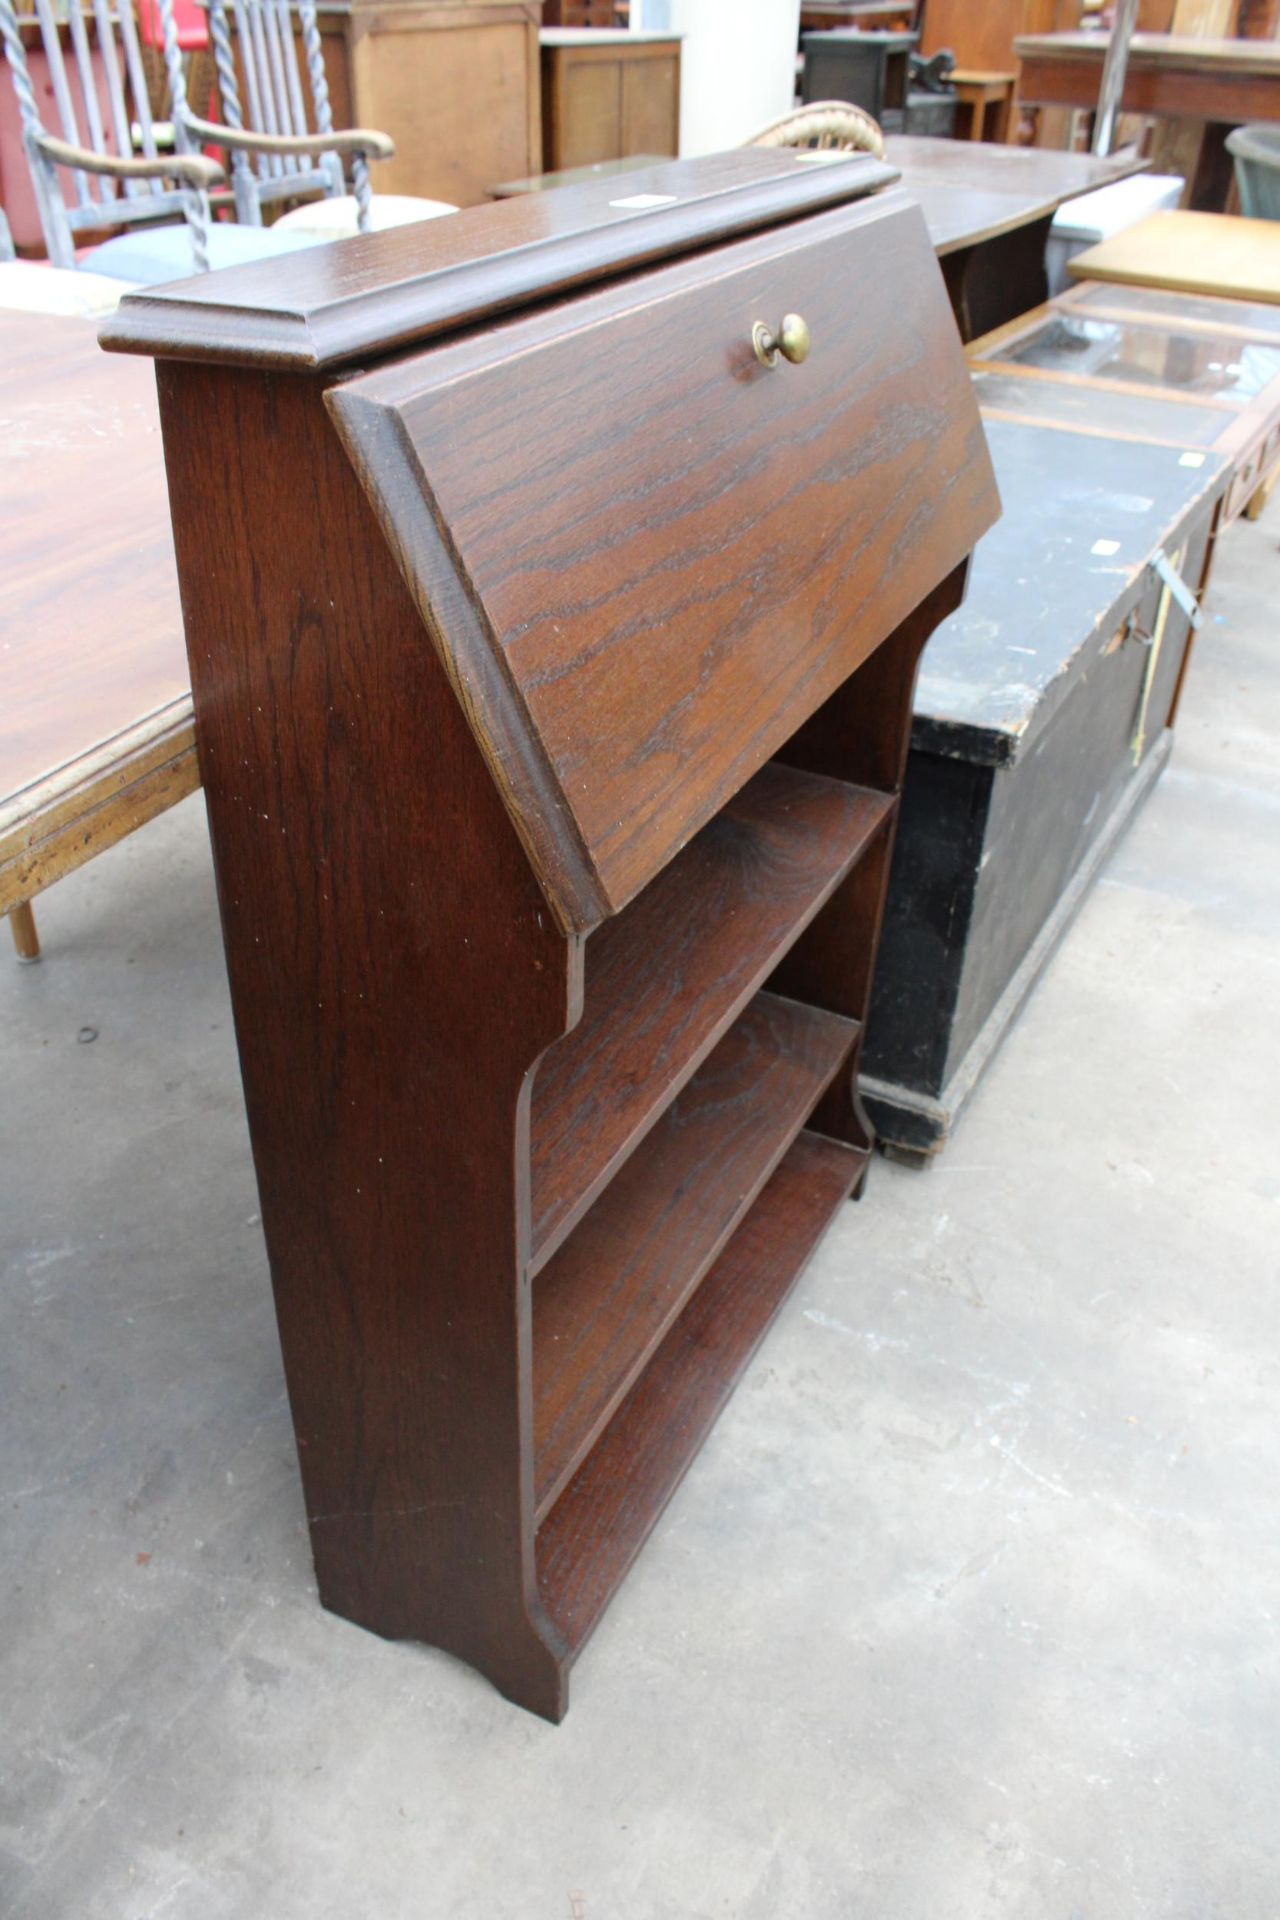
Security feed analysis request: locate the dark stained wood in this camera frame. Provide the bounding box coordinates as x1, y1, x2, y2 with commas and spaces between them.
100, 149, 895, 368
331, 190, 997, 930
155, 363, 579, 1724
529, 762, 894, 1270
1013, 31, 1280, 127
771, 565, 971, 1152
533, 991, 857, 1519
537, 1130, 863, 1657
130, 155, 998, 1719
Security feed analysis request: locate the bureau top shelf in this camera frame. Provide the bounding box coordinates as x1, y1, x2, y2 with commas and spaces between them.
528, 760, 893, 1272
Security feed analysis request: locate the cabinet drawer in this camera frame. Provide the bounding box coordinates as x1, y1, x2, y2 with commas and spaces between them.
331, 190, 996, 931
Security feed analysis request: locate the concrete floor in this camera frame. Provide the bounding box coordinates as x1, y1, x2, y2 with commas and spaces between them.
3, 498, 1278, 1920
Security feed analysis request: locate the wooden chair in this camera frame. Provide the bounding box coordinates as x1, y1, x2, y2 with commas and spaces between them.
0, 0, 224, 271
743, 100, 887, 161
177, 0, 395, 232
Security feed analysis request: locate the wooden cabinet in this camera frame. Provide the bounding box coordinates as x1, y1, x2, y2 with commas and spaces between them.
311, 0, 541, 208
104, 150, 997, 1720
540, 28, 680, 173
918, 0, 1082, 71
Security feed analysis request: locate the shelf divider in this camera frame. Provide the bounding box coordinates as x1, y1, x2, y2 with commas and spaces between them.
529, 761, 893, 1272
533, 989, 857, 1521
537, 1128, 865, 1658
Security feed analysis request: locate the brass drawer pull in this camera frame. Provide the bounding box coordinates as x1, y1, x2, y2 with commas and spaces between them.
752, 313, 811, 369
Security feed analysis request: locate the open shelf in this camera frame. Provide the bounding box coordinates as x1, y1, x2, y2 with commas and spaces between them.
532, 989, 857, 1520
536, 1128, 865, 1658
528, 761, 893, 1272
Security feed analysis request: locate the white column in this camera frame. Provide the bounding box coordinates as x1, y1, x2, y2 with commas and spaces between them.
641, 0, 801, 155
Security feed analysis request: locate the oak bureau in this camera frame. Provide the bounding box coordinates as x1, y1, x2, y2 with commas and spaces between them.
103, 151, 999, 1718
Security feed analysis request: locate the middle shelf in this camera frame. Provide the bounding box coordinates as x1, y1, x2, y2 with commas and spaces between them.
528, 759, 894, 1273
531, 989, 858, 1522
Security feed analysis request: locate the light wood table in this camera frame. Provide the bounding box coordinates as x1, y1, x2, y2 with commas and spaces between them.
951, 69, 1017, 143
0, 313, 193, 960
1068, 209, 1280, 305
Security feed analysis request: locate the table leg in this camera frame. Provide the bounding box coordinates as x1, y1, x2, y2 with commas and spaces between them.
9, 899, 40, 962
1245, 469, 1277, 523
991, 89, 1013, 144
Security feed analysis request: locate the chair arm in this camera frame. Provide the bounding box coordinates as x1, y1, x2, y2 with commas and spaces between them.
32, 132, 226, 189
182, 115, 395, 163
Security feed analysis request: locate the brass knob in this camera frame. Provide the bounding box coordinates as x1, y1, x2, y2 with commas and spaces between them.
752, 313, 811, 369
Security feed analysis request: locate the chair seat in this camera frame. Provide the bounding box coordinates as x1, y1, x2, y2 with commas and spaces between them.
273, 194, 459, 240
86, 220, 324, 288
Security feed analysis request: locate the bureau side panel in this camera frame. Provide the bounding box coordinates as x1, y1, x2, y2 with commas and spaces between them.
155, 363, 576, 1718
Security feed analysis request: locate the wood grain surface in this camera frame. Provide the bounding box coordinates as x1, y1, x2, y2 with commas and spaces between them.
536, 1130, 864, 1656
135, 157, 997, 1718
0, 314, 186, 810
529, 760, 893, 1269
101, 148, 895, 368
332, 190, 997, 930
156, 365, 581, 1721
533, 991, 857, 1519
1068, 210, 1280, 307
1013, 30, 1280, 123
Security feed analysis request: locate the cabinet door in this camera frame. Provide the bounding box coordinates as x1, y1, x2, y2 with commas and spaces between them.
331, 189, 997, 931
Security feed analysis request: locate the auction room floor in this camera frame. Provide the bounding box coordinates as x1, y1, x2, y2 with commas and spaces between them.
3, 498, 1277, 1920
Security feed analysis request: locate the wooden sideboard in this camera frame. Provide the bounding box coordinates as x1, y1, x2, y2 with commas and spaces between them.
103, 151, 997, 1718
308, 0, 541, 207
539, 28, 680, 173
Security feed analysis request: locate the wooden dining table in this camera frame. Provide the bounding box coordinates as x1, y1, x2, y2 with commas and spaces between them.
885, 134, 1146, 338
1014, 32, 1280, 206
0, 311, 194, 960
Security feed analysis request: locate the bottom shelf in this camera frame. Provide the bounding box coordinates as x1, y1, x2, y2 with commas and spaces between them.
536, 1127, 866, 1659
